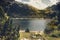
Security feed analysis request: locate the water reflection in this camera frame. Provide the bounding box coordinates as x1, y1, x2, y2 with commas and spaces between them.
28, 19, 47, 31
11, 18, 47, 31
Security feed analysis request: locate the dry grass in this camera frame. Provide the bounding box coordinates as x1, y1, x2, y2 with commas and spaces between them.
19, 31, 60, 40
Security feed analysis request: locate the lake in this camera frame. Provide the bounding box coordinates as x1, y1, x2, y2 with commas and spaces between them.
10, 18, 49, 31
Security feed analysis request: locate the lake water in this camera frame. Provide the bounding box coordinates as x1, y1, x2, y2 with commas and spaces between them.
11, 18, 48, 31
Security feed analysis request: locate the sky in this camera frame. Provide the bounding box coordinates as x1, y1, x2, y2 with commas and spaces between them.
15, 0, 59, 9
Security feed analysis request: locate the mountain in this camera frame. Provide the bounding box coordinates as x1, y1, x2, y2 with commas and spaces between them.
51, 2, 60, 11
50, 2, 60, 24
0, 1, 60, 18
44, 2, 60, 38
1, 1, 39, 18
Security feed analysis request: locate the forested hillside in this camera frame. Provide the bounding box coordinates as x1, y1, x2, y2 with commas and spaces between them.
0, 0, 60, 40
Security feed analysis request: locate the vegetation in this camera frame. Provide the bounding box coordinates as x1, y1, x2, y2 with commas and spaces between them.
43, 2, 60, 40
0, 0, 60, 40
25, 28, 30, 32
0, 5, 19, 40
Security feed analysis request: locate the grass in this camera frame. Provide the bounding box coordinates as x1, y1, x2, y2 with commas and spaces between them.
19, 31, 60, 40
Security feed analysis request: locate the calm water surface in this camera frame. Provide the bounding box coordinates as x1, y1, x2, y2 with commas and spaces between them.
11, 18, 48, 31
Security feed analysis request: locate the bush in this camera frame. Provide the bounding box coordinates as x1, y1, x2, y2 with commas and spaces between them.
25, 28, 30, 32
